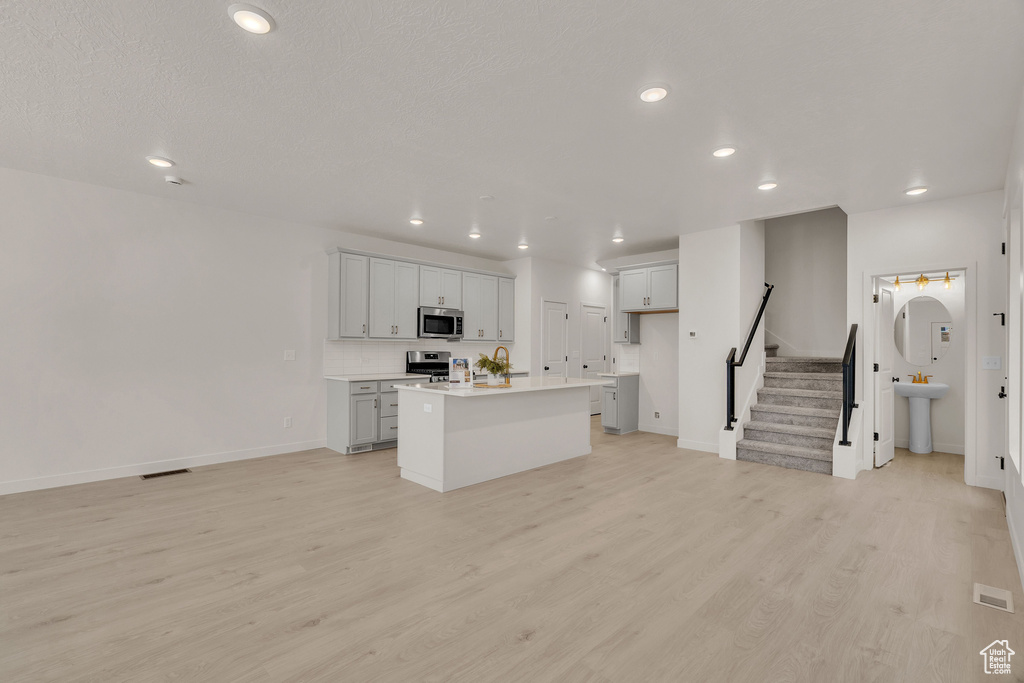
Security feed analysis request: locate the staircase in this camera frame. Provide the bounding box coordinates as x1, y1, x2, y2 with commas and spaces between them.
736, 355, 842, 475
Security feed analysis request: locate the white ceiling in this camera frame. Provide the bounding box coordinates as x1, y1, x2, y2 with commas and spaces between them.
3, 1, 1024, 267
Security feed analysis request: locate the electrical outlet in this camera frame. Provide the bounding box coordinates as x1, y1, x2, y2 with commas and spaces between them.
284, 417, 293, 428
983, 356, 1002, 370
689, 331, 697, 338
654, 412, 660, 419
284, 350, 296, 361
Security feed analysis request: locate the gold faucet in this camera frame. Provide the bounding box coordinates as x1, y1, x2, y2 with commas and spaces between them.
908, 372, 933, 384
494, 346, 510, 385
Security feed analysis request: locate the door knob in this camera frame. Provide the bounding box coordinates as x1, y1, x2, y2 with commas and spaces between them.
583, 364, 588, 369
1000, 386, 1008, 399
544, 366, 550, 370
892, 377, 900, 382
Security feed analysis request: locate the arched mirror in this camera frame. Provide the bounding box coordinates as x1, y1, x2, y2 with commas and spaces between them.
893, 296, 952, 366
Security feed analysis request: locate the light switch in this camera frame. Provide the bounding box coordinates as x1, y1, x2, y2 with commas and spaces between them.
284, 350, 296, 361
423, 403, 433, 413
983, 356, 1002, 370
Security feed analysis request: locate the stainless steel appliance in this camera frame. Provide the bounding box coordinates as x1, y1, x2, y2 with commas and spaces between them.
406, 351, 452, 382
417, 307, 464, 341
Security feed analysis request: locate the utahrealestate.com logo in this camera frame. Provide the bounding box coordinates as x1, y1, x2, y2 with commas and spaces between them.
980, 640, 1015, 675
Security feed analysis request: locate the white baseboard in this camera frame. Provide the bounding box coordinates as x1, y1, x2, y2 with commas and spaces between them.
639, 423, 678, 437
677, 438, 718, 454
975, 474, 1004, 492
893, 438, 966, 456
1006, 469, 1024, 593
0, 439, 327, 496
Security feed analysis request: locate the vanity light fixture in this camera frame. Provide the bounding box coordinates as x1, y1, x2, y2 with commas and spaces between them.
639, 86, 668, 103
713, 147, 736, 158
229, 4, 275, 34
758, 182, 778, 191
409, 218, 424, 225
905, 186, 928, 196
916, 274, 930, 291
894, 276, 902, 291
146, 156, 175, 168
944, 272, 952, 289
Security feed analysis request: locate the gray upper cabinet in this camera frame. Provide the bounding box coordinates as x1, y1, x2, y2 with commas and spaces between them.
620, 264, 678, 312
419, 266, 462, 309
498, 277, 514, 342
612, 275, 640, 344
369, 258, 420, 339
328, 252, 368, 339
463, 273, 499, 340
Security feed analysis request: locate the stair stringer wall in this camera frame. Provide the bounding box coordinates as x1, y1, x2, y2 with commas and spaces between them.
719, 351, 766, 460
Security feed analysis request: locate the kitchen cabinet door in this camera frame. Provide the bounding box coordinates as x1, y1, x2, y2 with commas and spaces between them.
328, 252, 368, 339
479, 275, 498, 341
393, 261, 419, 339
440, 269, 462, 309
613, 276, 640, 343
419, 266, 443, 307
350, 394, 378, 445
368, 258, 396, 338
620, 269, 648, 311
601, 388, 618, 429
497, 277, 515, 341
462, 272, 482, 338
648, 264, 678, 309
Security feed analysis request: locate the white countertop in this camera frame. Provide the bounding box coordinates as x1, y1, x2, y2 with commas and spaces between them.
396, 376, 611, 397
324, 373, 432, 382
598, 372, 639, 377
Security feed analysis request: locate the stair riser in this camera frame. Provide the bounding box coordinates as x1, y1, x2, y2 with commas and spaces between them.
764, 376, 843, 391
766, 362, 843, 373
743, 428, 834, 451
758, 392, 843, 410
737, 448, 833, 475
750, 410, 838, 430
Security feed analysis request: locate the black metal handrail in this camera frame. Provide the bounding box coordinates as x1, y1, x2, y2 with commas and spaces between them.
839, 324, 859, 446
725, 283, 774, 431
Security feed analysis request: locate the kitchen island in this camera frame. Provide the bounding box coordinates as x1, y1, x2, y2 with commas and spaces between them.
396, 376, 611, 492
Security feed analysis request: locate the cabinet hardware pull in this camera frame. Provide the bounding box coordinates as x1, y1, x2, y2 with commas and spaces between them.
363, 324, 366, 334
499, 330, 502, 338
360, 386, 370, 389
390, 426, 398, 430
374, 399, 377, 408
390, 403, 398, 407
442, 296, 444, 304
613, 392, 616, 400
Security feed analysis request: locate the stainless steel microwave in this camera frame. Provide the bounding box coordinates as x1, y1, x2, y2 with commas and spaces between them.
418, 307, 464, 340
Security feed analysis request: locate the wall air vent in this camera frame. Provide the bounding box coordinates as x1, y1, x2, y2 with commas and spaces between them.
140, 469, 191, 480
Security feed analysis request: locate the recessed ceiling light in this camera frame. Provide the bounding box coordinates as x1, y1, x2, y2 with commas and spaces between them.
469, 228, 481, 239
146, 156, 175, 168
713, 147, 736, 158
905, 186, 928, 196
544, 215, 558, 221
409, 218, 424, 225
612, 237, 624, 243
479, 195, 495, 201
758, 182, 778, 191
228, 4, 275, 34
601, 267, 606, 271
639, 86, 668, 103
518, 243, 529, 250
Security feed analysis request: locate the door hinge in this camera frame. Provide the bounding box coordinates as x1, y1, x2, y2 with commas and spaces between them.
873, 363, 879, 372
1003, 242, 1006, 255
873, 294, 879, 303
565, 356, 568, 362
873, 432, 879, 441
604, 316, 607, 322
999, 456, 1005, 470
995, 312, 1006, 326
565, 313, 568, 320
603, 355, 606, 360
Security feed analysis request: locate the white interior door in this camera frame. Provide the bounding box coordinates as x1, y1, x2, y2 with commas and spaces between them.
542, 300, 568, 377
581, 304, 608, 414
875, 281, 895, 467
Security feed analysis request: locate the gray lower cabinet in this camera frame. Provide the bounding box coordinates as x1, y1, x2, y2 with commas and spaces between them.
327, 377, 425, 454
600, 374, 639, 434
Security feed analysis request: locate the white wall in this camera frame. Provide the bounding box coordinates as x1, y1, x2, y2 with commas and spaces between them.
678, 223, 765, 452
528, 258, 611, 378
764, 208, 848, 357
638, 313, 679, 436
891, 283, 965, 454
0, 167, 513, 494
847, 190, 1006, 488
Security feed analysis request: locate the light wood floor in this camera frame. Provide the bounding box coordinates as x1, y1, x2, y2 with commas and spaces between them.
2, 420, 1023, 682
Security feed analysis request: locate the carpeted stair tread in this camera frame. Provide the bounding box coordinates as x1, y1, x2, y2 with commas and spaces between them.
736, 439, 832, 462
764, 371, 842, 380
744, 421, 834, 439
750, 403, 838, 418
766, 356, 842, 363
759, 387, 843, 400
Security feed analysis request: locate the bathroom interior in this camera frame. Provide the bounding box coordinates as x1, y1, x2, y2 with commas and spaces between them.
883, 269, 966, 457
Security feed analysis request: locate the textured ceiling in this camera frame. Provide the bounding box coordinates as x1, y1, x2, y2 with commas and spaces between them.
3, 0, 1024, 266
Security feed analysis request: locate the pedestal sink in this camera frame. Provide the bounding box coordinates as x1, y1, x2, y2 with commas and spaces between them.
894, 382, 949, 454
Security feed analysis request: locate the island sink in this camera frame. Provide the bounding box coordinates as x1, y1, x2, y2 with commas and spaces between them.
894, 382, 949, 453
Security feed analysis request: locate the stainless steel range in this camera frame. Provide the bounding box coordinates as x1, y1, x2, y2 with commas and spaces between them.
406, 351, 451, 383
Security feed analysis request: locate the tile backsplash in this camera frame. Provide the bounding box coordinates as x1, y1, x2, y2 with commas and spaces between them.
616, 343, 640, 372
324, 339, 518, 376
